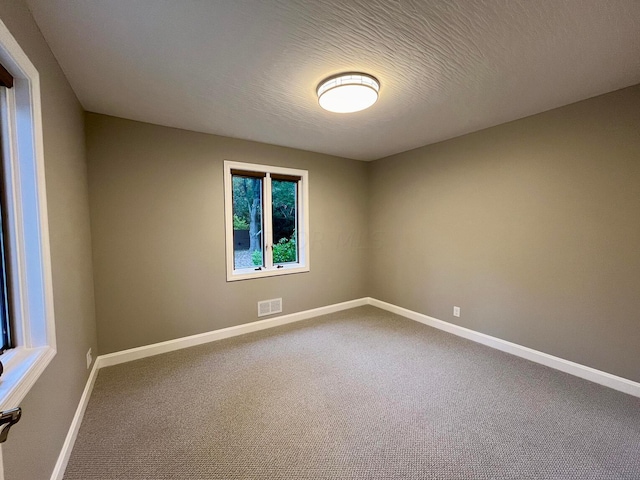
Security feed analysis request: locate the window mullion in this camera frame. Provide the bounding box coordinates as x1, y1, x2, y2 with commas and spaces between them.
263, 174, 273, 268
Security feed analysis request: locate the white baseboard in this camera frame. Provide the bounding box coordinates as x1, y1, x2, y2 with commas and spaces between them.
50, 360, 100, 480
367, 297, 640, 398
98, 298, 368, 369
52, 295, 640, 479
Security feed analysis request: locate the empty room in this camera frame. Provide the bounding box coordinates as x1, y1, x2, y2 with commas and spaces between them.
0, 1, 638, 479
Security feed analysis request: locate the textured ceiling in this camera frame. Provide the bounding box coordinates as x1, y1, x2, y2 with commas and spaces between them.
25, 0, 640, 160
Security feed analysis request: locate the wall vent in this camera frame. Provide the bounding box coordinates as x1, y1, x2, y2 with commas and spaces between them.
258, 298, 282, 317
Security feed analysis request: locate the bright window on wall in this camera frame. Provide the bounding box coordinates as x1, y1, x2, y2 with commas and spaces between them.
224, 161, 309, 281
0, 19, 56, 410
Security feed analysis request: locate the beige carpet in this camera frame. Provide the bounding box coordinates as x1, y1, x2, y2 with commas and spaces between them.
64, 306, 640, 479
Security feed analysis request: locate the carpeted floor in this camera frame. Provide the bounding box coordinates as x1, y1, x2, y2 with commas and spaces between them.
63, 306, 640, 479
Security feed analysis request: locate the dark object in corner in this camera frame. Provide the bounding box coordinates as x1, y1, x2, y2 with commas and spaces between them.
0, 407, 21, 443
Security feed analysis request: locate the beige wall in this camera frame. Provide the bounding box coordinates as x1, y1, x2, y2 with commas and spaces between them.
87, 86, 640, 381
0, 1, 98, 479
369, 85, 640, 383
85, 114, 369, 354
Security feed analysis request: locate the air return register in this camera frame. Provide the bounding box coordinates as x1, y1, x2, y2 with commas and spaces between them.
257, 298, 282, 317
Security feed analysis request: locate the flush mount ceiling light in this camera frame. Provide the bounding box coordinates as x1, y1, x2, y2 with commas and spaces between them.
317, 73, 380, 113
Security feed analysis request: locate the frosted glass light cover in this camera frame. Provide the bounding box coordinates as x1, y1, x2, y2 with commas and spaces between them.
317, 73, 379, 113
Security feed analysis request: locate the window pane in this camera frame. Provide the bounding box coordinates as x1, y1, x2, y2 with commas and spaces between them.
232, 175, 263, 269
0, 116, 11, 352
271, 179, 298, 264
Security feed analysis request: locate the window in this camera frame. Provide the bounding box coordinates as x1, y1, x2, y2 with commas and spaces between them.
0, 19, 56, 410
0, 61, 12, 353
224, 161, 309, 281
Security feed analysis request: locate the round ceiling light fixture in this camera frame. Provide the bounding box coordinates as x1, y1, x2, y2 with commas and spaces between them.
317, 73, 380, 113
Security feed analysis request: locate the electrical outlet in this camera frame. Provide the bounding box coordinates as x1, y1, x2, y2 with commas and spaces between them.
86, 348, 92, 369
453, 306, 461, 317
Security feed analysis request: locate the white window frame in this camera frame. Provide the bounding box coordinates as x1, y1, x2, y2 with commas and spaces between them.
0, 19, 56, 410
224, 161, 309, 281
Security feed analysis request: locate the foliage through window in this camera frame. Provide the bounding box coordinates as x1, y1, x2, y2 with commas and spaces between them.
224, 161, 309, 281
